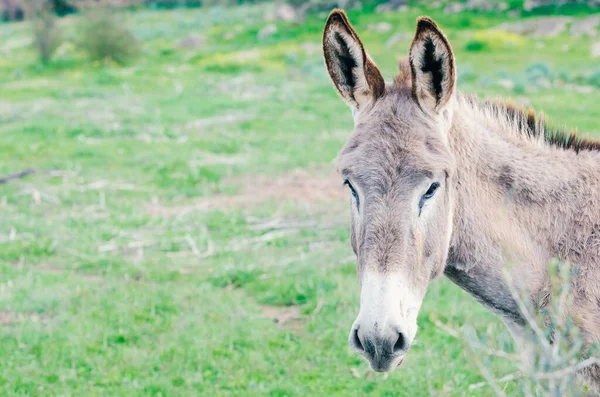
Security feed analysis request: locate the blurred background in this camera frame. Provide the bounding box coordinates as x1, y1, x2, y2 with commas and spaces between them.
0, 0, 599, 395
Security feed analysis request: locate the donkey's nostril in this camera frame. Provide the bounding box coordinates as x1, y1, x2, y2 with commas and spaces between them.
393, 331, 406, 353
350, 328, 364, 352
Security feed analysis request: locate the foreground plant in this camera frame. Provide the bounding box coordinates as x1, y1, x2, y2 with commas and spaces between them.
464, 260, 600, 396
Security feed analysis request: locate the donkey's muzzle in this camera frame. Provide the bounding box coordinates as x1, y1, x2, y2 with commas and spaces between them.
349, 325, 408, 372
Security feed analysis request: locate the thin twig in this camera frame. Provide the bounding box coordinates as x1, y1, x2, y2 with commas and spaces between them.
185, 234, 202, 258
63, 248, 95, 261
430, 316, 460, 339
535, 357, 600, 380
469, 372, 522, 390
0, 169, 35, 184
503, 270, 554, 355
311, 298, 324, 316
465, 338, 510, 397
432, 316, 517, 360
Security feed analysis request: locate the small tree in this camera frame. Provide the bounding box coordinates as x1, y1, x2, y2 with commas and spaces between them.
29, 0, 62, 63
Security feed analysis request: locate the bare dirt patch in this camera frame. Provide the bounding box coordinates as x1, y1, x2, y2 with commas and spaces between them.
592, 41, 600, 58
233, 168, 345, 202
496, 17, 571, 38
571, 15, 599, 37
260, 304, 304, 333
18, 264, 104, 281
149, 167, 345, 217
184, 112, 255, 129
0, 311, 51, 325
213, 75, 276, 101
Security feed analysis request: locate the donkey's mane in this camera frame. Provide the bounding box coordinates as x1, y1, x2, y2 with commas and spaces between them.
462, 94, 600, 154
395, 58, 599, 154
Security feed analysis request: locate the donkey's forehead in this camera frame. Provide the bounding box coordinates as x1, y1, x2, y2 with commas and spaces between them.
356, 88, 438, 142
336, 90, 448, 180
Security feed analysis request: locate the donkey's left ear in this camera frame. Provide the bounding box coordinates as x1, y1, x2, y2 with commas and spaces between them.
409, 17, 456, 113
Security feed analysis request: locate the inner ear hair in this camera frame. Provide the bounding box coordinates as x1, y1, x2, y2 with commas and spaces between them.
331, 30, 359, 102
409, 17, 456, 112
420, 36, 444, 104
323, 10, 385, 110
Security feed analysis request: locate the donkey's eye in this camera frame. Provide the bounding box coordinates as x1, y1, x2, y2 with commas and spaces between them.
344, 180, 359, 206
423, 182, 440, 199
419, 182, 440, 212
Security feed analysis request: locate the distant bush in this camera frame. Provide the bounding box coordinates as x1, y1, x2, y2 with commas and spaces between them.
285, 0, 363, 10
285, 0, 328, 8
584, 69, 600, 88
76, 9, 140, 64
29, 0, 63, 63
465, 29, 526, 52
147, 0, 201, 8
465, 39, 486, 52
1, 0, 26, 21
2, 0, 78, 22
524, 0, 600, 13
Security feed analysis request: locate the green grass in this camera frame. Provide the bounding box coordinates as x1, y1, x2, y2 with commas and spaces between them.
0, 2, 599, 396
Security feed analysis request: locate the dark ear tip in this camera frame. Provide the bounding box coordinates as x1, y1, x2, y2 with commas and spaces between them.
416, 16, 440, 33
327, 9, 347, 24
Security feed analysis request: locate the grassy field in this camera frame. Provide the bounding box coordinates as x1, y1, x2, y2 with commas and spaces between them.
0, 2, 599, 396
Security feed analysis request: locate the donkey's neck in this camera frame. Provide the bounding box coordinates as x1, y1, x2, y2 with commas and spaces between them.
444, 95, 600, 322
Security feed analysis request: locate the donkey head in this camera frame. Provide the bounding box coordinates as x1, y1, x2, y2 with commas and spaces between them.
323, 11, 457, 372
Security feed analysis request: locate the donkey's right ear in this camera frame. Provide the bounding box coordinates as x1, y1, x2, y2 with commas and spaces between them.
409, 17, 456, 113
323, 10, 385, 113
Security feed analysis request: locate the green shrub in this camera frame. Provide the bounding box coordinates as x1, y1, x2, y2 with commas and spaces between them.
465, 29, 526, 52
583, 69, 600, 88
76, 9, 140, 64
465, 39, 487, 52
285, 0, 363, 12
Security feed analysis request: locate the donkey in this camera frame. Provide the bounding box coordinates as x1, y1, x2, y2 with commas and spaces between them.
323, 9, 600, 390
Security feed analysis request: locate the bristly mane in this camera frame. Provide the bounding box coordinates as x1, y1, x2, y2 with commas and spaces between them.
461, 94, 600, 154
393, 58, 600, 153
